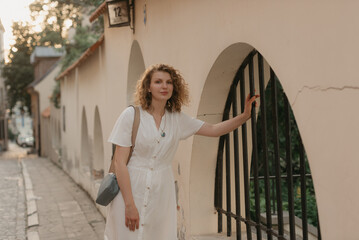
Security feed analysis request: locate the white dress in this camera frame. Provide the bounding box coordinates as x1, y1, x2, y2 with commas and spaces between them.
104, 106, 204, 240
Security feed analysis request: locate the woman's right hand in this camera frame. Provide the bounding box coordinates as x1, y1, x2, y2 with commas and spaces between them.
125, 203, 140, 231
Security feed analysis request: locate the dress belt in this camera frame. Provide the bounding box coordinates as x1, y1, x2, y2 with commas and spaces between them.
127, 165, 172, 172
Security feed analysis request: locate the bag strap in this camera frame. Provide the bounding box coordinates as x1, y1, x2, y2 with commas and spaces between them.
109, 105, 140, 173
128, 106, 140, 160
131, 106, 140, 149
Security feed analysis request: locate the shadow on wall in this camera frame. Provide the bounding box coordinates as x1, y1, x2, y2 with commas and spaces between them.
189, 42, 255, 236
127, 40, 146, 105
93, 106, 104, 180
81, 106, 92, 176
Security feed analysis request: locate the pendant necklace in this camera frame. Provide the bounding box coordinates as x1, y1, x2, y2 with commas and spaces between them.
159, 112, 166, 137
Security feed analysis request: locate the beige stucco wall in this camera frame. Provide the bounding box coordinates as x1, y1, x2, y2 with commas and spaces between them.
34, 63, 61, 115
48, 104, 61, 164
34, 63, 61, 157
58, 0, 359, 239
60, 45, 108, 214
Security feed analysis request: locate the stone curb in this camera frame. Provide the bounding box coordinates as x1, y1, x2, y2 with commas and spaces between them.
21, 160, 40, 240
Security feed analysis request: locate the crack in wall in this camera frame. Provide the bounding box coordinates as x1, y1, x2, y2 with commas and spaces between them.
292, 85, 359, 106
198, 84, 359, 113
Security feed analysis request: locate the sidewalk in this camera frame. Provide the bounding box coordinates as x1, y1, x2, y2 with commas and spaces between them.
0, 144, 26, 240
1, 142, 106, 240
23, 156, 106, 240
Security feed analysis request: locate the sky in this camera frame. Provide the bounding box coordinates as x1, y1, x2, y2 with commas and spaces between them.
0, 0, 34, 61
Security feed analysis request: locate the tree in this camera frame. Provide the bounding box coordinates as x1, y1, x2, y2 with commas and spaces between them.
1, 0, 104, 112
30, 0, 82, 45
0, 22, 37, 112
29, 0, 103, 46
46, 0, 104, 108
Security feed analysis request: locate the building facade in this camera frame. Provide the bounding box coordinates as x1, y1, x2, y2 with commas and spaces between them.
28, 47, 63, 155
53, 1, 359, 239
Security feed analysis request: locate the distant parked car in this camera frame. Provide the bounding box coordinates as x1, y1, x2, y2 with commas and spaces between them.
16, 135, 34, 148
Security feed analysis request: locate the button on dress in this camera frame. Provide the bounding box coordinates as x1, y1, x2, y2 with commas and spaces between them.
104, 106, 204, 240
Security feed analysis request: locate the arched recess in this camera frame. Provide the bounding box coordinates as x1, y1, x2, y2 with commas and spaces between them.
57, 121, 61, 150
51, 119, 61, 150
127, 40, 146, 105
190, 44, 320, 239
93, 106, 104, 180
190, 42, 255, 235
50, 118, 55, 146
81, 107, 91, 175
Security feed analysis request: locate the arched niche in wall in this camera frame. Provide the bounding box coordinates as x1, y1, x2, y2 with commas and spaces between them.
190, 42, 255, 235
51, 119, 61, 150
57, 120, 61, 150
190, 43, 320, 239
93, 106, 104, 180
81, 107, 92, 176
127, 40, 145, 105
50, 118, 55, 147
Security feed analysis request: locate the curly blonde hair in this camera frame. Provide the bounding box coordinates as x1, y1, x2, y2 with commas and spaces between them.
134, 64, 189, 112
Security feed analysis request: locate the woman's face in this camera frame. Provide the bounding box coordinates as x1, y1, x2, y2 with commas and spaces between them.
149, 71, 173, 103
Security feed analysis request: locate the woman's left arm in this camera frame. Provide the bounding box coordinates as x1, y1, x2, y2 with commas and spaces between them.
196, 94, 259, 137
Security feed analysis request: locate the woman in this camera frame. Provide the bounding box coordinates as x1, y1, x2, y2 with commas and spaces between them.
104, 64, 259, 240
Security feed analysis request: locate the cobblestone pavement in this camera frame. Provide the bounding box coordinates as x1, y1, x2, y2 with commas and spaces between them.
24, 156, 106, 240
0, 144, 27, 240
0, 143, 105, 240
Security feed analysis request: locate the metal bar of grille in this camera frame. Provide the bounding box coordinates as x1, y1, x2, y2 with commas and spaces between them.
284, 95, 296, 239
258, 53, 273, 240
215, 50, 321, 240
232, 85, 242, 240
216, 208, 284, 239
249, 54, 262, 240
300, 141, 308, 240
250, 174, 312, 180
240, 68, 253, 240
225, 133, 232, 236
215, 136, 225, 233
271, 178, 276, 215
216, 102, 232, 234
270, 71, 284, 238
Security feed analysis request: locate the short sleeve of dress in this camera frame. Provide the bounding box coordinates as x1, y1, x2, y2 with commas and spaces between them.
178, 112, 204, 140
108, 107, 135, 147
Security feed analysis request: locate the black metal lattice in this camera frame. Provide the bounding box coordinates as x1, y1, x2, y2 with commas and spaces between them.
214, 50, 321, 240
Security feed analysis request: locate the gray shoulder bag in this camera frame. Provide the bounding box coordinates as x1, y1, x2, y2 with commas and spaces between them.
95, 106, 140, 206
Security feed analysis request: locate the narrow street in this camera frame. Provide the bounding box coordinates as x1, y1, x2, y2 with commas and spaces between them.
0, 143, 105, 240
